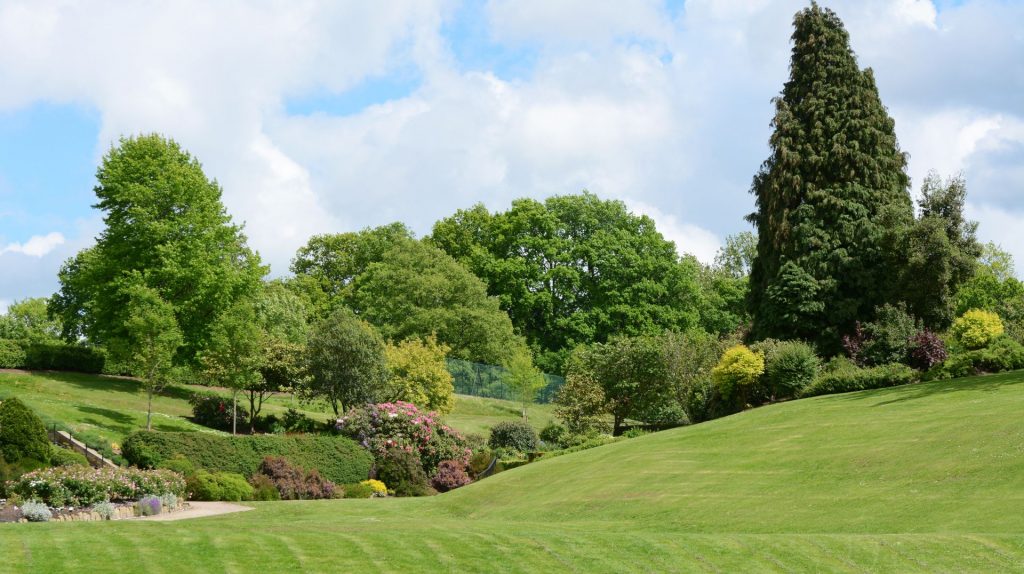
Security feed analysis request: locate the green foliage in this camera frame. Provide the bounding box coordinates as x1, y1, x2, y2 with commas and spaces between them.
121, 431, 373, 485
0, 297, 62, 344
11, 466, 186, 506
304, 307, 390, 417
50, 134, 265, 363
0, 339, 25, 368
23, 342, 106, 373
760, 340, 820, 399
502, 351, 546, 417
935, 337, 1024, 379
951, 309, 1005, 350
349, 238, 528, 365
199, 297, 264, 433
384, 335, 455, 414
430, 193, 702, 373
188, 391, 248, 432
859, 304, 920, 366
187, 470, 254, 501
375, 448, 433, 497
897, 173, 980, 328
538, 423, 567, 447
747, 4, 913, 351
553, 369, 608, 434
156, 455, 197, 478
342, 482, 375, 498
49, 445, 89, 467
660, 330, 726, 422
800, 363, 917, 398
488, 421, 538, 454
0, 397, 51, 464
255, 281, 311, 345
711, 345, 765, 403
248, 474, 281, 501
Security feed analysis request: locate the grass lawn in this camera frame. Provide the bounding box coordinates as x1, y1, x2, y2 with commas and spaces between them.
0, 371, 555, 455
4, 370, 1024, 572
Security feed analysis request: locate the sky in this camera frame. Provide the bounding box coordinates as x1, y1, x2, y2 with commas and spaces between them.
0, 0, 1022, 311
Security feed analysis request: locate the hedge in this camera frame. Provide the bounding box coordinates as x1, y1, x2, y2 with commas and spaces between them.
799, 363, 917, 398
122, 431, 373, 485
24, 343, 106, 373
0, 339, 26, 368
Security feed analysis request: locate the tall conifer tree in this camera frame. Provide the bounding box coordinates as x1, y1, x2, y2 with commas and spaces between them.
747, 3, 913, 350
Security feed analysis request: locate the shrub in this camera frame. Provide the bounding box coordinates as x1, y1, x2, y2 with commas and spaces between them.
50, 445, 90, 467
468, 450, 495, 478
343, 482, 374, 498
121, 431, 372, 485
538, 423, 567, 448
362, 479, 387, 497
248, 473, 281, 501
800, 363, 918, 398
487, 421, 538, 454
861, 304, 919, 366
952, 309, 1004, 350
188, 392, 248, 432
136, 495, 162, 516
21, 501, 52, 522
254, 456, 336, 500
711, 345, 765, 401
23, 342, 105, 373
939, 336, 1024, 378
0, 339, 26, 368
761, 341, 819, 399
156, 455, 197, 478
10, 466, 185, 506
93, 501, 115, 520
279, 408, 322, 434
160, 492, 178, 509
375, 448, 433, 497
187, 471, 253, 501
908, 330, 948, 371
431, 460, 471, 492
336, 401, 470, 477
621, 428, 648, 439
0, 397, 51, 464
553, 371, 607, 435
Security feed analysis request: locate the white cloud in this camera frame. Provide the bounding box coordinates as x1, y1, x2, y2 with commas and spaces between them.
1, 232, 65, 258
625, 200, 721, 263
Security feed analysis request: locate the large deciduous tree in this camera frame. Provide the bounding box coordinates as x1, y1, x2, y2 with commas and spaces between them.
304, 307, 390, 417
50, 134, 265, 362
747, 4, 913, 351
430, 192, 702, 373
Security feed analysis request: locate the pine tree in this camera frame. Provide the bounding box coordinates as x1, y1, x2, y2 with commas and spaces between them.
747, 3, 913, 351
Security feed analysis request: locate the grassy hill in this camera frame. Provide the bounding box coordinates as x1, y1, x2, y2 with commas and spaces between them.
4, 371, 1024, 571
0, 371, 555, 455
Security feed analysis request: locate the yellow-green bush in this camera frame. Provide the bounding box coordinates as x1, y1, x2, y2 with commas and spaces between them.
951, 309, 1004, 350
711, 345, 765, 400
361, 479, 387, 497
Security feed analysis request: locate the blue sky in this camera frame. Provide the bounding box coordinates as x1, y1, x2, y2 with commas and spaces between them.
0, 0, 1022, 310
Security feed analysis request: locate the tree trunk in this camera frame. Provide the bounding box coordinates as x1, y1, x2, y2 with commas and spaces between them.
232, 389, 238, 435
147, 389, 154, 431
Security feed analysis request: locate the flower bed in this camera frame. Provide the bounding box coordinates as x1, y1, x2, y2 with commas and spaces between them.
7, 466, 186, 507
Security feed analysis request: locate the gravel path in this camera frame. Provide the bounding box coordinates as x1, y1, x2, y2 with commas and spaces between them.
140, 501, 254, 522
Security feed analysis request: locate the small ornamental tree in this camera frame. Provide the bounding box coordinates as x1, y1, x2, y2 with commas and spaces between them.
383, 335, 455, 414
711, 345, 765, 404
951, 309, 1004, 350
305, 308, 390, 417
0, 397, 50, 464
114, 278, 183, 431
199, 298, 264, 434
553, 370, 607, 435
502, 351, 547, 420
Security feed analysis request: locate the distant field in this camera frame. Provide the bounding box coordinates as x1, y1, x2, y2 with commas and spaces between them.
4, 370, 1024, 572
0, 370, 555, 453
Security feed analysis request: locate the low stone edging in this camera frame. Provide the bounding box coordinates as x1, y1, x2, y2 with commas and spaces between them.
14, 500, 188, 523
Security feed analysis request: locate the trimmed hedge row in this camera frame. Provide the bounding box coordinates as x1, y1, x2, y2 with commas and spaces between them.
24, 343, 106, 373
122, 431, 373, 485
799, 363, 917, 398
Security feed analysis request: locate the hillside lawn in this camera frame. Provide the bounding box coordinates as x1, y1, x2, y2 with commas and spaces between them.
2, 370, 1024, 571
0, 371, 556, 455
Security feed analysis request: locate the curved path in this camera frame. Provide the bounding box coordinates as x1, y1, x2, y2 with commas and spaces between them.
139, 501, 253, 522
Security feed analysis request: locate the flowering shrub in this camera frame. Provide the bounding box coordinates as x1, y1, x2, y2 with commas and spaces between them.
431, 460, 471, 492
136, 495, 162, 516
361, 479, 387, 497
336, 401, 470, 477
8, 466, 185, 507
189, 391, 248, 432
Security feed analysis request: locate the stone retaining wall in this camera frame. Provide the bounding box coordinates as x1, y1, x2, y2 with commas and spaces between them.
16, 501, 188, 523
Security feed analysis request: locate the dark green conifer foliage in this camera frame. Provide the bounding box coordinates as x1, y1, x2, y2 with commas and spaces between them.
0, 397, 51, 465
747, 3, 913, 350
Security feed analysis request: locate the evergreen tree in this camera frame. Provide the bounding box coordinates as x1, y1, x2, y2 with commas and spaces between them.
747, 3, 913, 350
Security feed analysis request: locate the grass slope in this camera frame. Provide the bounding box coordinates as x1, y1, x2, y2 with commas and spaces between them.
4, 371, 1024, 571
0, 371, 554, 454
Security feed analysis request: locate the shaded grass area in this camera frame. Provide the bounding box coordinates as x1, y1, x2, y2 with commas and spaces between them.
4, 370, 1024, 571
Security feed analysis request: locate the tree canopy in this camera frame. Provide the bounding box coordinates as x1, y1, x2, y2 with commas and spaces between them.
304, 307, 390, 417
430, 192, 702, 372
747, 4, 913, 351
50, 134, 265, 363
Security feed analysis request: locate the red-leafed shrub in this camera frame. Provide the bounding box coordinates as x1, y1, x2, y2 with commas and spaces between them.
908, 330, 947, 370
255, 456, 335, 500
431, 460, 471, 492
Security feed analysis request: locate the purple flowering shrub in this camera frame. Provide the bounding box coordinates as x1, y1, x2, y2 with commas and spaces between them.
336, 401, 470, 477
431, 460, 471, 492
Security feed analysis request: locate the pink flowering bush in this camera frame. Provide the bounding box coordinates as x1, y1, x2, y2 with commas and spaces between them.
8, 466, 185, 507
336, 401, 470, 477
